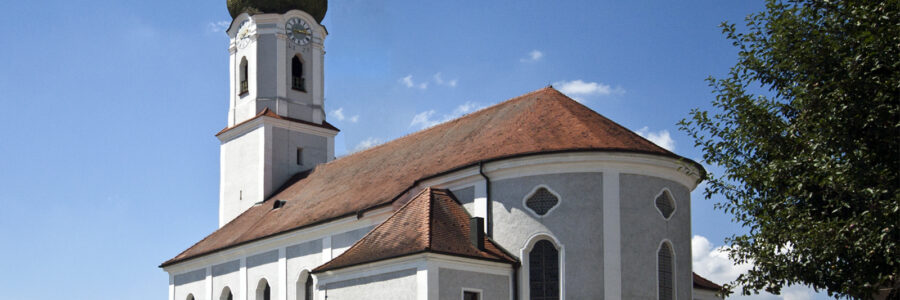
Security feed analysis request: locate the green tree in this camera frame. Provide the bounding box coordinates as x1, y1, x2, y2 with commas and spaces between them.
679, 0, 899, 298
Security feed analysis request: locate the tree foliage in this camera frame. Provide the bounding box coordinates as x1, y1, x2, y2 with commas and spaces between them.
679, 0, 899, 298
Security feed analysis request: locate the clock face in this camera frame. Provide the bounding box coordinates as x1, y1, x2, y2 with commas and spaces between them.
236, 20, 254, 49
286, 17, 312, 45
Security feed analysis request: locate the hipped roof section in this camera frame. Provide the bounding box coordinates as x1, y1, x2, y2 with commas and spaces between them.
162, 87, 701, 267
313, 188, 516, 273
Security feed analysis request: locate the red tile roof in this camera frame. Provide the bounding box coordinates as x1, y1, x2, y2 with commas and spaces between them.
693, 272, 723, 291
313, 188, 516, 272
161, 87, 702, 267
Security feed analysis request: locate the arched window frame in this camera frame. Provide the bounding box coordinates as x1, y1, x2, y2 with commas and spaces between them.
291, 54, 306, 92
521, 185, 562, 218
653, 188, 677, 220
656, 240, 676, 300
296, 269, 314, 300
255, 278, 271, 300
239, 57, 249, 95
519, 233, 565, 300
220, 286, 233, 300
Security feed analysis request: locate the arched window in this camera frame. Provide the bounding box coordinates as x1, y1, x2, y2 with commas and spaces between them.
529, 240, 560, 300
220, 287, 233, 300
256, 278, 271, 300
658, 242, 674, 300
239, 57, 249, 94
291, 56, 305, 91
305, 273, 313, 300
186, 294, 195, 300
297, 270, 313, 300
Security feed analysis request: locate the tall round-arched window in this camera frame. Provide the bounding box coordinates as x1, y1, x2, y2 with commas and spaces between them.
220, 287, 233, 300
297, 270, 313, 300
658, 242, 674, 300
239, 57, 249, 94
256, 278, 271, 300
186, 294, 195, 300
291, 56, 305, 91
529, 240, 560, 300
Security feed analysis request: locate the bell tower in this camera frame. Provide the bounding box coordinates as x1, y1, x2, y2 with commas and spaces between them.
217, 0, 337, 227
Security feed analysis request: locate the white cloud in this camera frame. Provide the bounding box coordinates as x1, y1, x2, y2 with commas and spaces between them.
553, 79, 625, 102
400, 75, 414, 88
207, 21, 230, 33
521, 50, 544, 62
693, 235, 817, 300
353, 137, 382, 152
410, 102, 485, 130
329, 107, 358, 123
636, 127, 676, 151
433, 72, 458, 87
399, 75, 428, 89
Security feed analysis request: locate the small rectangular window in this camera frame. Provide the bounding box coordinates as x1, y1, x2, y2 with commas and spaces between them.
463, 291, 480, 300
296, 147, 304, 165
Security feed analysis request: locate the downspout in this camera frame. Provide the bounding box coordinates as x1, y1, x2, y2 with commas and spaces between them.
512, 263, 520, 300
478, 161, 493, 237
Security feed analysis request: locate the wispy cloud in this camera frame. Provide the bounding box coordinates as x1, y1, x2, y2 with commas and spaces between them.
693, 235, 817, 300
410, 102, 485, 130
207, 20, 231, 33
329, 107, 359, 123
553, 79, 625, 102
399, 75, 428, 89
433, 72, 458, 87
521, 50, 544, 62
636, 127, 675, 151
353, 137, 383, 152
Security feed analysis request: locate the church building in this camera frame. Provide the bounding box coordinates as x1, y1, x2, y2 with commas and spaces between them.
161, 1, 723, 299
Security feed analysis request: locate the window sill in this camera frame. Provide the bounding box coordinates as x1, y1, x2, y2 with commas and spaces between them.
239, 92, 249, 97
292, 88, 307, 93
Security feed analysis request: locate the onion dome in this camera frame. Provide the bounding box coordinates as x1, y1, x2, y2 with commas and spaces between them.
227, 0, 327, 23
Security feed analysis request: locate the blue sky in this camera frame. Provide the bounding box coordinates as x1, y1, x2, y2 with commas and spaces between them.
0, 0, 829, 299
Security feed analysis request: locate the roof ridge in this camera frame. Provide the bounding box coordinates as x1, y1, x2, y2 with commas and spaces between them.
555, 96, 675, 155
324, 87, 558, 161
313, 187, 432, 269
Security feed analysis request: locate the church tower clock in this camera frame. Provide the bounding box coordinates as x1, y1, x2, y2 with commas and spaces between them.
217, 0, 337, 227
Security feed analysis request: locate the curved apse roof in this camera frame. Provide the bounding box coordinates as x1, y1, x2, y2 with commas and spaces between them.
161, 87, 703, 267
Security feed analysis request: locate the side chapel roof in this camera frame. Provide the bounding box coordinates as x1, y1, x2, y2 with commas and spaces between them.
313, 188, 516, 273
693, 272, 724, 291
161, 87, 702, 267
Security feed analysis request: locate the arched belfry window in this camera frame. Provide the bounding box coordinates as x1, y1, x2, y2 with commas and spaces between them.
655, 189, 676, 219
220, 287, 233, 300
658, 242, 675, 300
292, 56, 305, 91
239, 57, 249, 95
186, 294, 195, 300
256, 278, 271, 300
529, 240, 560, 300
524, 186, 560, 216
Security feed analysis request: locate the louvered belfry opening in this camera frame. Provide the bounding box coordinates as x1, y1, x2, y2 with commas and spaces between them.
529, 240, 560, 300
658, 243, 674, 300
655, 191, 675, 219
526, 187, 559, 216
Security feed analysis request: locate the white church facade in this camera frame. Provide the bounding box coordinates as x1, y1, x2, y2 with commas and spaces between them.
160, 1, 724, 299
